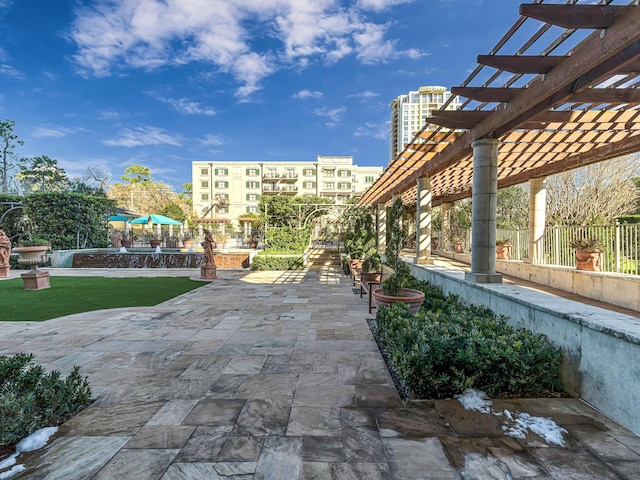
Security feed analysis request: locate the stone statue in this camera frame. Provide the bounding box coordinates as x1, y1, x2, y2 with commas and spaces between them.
201, 228, 215, 266
0, 230, 10, 265
0, 230, 11, 278
110, 230, 123, 248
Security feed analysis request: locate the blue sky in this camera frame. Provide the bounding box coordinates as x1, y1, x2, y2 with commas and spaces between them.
0, 0, 517, 191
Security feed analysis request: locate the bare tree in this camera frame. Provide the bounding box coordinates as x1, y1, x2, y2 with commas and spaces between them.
546, 154, 640, 226
0, 119, 24, 193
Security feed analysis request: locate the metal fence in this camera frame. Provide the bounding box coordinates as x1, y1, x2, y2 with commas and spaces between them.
444, 222, 640, 276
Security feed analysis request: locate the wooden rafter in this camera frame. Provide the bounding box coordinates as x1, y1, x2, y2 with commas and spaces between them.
519, 4, 634, 30
451, 86, 640, 104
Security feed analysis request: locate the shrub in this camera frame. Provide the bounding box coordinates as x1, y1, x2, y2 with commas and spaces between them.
372, 281, 563, 399
251, 254, 305, 271
0, 353, 92, 447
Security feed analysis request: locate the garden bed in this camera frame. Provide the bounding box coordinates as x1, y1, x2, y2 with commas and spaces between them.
368, 278, 565, 400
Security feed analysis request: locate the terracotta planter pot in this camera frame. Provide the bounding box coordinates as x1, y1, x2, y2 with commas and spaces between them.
149, 240, 161, 248
454, 242, 464, 253
496, 244, 511, 260
576, 249, 603, 271
371, 287, 425, 314
182, 240, 194, 249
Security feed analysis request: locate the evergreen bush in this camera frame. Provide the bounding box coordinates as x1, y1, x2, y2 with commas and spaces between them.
0, 353, 92, 447
372, 280, 563, 399
251, 254, 305, 270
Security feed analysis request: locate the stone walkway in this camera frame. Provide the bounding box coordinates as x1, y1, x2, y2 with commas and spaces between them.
1, 256, 639, 479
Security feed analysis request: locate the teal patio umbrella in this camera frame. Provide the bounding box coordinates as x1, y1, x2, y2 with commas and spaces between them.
128, 214, 182, 226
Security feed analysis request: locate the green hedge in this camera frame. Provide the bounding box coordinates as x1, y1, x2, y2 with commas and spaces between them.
0, 353, 92, 447
616, 215, 640, 224
372, 279, 563, 399
251, 254, 305, 271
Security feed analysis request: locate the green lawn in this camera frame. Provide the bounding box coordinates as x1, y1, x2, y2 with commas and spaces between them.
0, 276, 205, 321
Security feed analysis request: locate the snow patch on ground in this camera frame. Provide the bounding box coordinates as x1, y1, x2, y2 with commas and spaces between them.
454, 388, 492, 413
0, 427, 58, 479
456, 388, 567, 447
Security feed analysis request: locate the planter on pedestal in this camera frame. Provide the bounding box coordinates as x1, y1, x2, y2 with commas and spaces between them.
149, 240, 161, 248
575, 249, 603, 271
454, 242, 464, 253
12, 245, 51, 290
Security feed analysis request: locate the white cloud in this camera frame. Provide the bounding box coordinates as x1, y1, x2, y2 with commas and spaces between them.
31, 125, 87, 138
69, 0, 423, 99
0, 64, 23, 79
313, 106, 346, 128
354, 121, 388, 140
200, 134, 224, 147
348, 90, 379, 99
356, 0, 413, 11
294, 89, 323, 100
103, 126, 182, 147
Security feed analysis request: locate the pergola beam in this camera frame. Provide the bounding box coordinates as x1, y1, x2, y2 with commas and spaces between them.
452, 86, 640, 104
520, 4, 634, 30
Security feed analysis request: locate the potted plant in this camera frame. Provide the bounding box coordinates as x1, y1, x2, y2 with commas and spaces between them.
360, 251, 382, 289
180, 232, 194, 249
570, 237, 604, 271
371, 198, 425, 313
496, 238, 512, 259
146, 231, 162, 248
213, 232, 229, 249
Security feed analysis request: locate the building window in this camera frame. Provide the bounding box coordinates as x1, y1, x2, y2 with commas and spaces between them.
323, 182, 335, 190
215, 181, 228, 188
246, 181, 260, 189
303, 181, 316, 189
338, 169, 351, 177
267, 168, 277, 178
218, 193, 229, 201
303, 168, 315, 176
338, 182, 351, 190
215, 168, 228, 176
323, 170, 335, 177
218, 206, 229, 214
246, 193, 260, 201
201, 193, 209, 201
200, 168, 209, 176
246, 168, 259, 176
365, 176, 375, 183
246, 206, 258, 213
285, 168, 296, 178
201, 180, 209, 188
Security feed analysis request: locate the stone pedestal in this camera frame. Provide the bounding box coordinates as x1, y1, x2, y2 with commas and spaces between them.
21, 270, 50, 290
200, 264, 217, 280
0, 265, 9, 278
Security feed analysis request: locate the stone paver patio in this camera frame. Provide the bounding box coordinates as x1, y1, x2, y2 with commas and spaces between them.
1, 254, 639, 479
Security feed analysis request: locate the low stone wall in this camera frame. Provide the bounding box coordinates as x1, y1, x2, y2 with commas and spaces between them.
71, 252, 250, 269
408, 259, 640, 436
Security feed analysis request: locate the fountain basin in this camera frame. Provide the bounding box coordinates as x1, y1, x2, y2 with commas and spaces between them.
71, 252, 250, 269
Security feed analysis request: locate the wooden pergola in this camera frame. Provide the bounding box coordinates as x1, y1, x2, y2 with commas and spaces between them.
359, 2, 640, 209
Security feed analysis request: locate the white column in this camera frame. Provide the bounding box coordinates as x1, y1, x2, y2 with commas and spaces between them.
527, 177, 547, 264
441, 202, 451, 250
465, 138, 502, 284
377, 204, 387, 251
416, 177, 434, 264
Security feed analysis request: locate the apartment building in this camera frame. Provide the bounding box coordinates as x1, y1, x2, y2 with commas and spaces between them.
191, 156, 382, 223
389, 85, 461, 160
